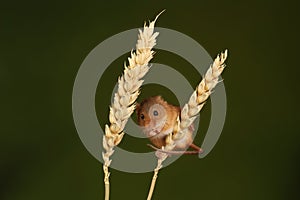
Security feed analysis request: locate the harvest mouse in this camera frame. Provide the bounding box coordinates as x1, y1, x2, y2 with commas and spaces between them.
136, 96, 202, 154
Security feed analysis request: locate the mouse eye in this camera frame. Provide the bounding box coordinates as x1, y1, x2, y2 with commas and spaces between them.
153, 110, 158, 116
140, 114, 145, 120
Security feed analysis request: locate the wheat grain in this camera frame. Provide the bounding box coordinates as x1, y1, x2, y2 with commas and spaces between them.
102, 13, 162, 200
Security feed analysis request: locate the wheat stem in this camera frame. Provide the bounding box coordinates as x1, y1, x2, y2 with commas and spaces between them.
147, 168, 158, 200
147, 153, 168, 200
103, 165, 110, 200
147, 137, 172, 199
102, 13, 161, 200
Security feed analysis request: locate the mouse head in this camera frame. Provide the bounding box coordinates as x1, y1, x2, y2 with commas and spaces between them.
136, 96, 168, 137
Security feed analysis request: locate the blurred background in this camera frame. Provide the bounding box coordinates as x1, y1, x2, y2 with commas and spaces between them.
1, 0, 299, 199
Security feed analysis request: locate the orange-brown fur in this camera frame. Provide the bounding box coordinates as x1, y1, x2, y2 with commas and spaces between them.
136, 96, 199, 152
136, 96, 179, 148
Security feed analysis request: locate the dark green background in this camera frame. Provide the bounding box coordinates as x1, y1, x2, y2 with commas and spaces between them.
1, 0, 299, 199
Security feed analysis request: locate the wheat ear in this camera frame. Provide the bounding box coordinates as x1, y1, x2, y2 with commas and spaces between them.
147, 50, 228, 200
172, 49, 228, 141
102, 14, 161, 200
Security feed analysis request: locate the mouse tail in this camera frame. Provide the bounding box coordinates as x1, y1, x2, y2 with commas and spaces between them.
147, 144, 203, 155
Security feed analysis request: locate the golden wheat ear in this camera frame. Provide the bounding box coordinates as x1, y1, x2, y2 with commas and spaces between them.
172, 50, 228, 142
147, 50, 228, 200
102, 11, 162, 200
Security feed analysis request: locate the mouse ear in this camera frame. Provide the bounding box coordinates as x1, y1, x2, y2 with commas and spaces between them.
135, 103, 140, 113
155, 95, 166, 104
